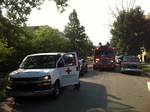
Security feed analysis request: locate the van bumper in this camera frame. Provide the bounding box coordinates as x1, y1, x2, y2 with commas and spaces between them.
93, 63, 115, 70
6, 80, 54, 97
7, 88, 54, 97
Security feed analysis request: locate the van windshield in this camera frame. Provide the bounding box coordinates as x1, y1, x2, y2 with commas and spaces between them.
123, 56, 139, 62
20, 55, 57, 69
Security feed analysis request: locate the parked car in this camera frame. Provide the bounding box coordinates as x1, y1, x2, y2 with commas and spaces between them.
6, 52, 80, 98
121, 55, 142, 74
79, 59, 88, 76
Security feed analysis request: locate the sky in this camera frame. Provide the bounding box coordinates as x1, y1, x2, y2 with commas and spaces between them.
27, 0, 150, 46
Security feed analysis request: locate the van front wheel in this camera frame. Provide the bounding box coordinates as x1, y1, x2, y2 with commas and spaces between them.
52, 81, 60, 98
74, 81, 80, 90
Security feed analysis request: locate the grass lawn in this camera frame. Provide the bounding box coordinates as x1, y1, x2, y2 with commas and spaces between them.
142, 64, 150, 73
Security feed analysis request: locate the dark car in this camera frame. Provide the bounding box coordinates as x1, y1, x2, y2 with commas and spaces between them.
79, 59, 88, 76
121, 55, 142, 74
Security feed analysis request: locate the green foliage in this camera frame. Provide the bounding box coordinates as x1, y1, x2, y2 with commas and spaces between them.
0, 0, 69, 72
0, 27, 34, 71
0, 73, 8, 101
143, 18, 150, 51
1, 0, 44, 24
64, 9, 93, 57
32, 26, 70, 52
0, 0, 68, 24
0, 40, 13, 62
142, 64, 150, 72
0, 0, 70, 100
54, 0, 69, 12
110, 6, 147, 55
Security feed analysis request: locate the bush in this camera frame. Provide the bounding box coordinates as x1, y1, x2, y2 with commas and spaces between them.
142, 64, 150, 72
87, 56, 93, 64
0, 73, 8, 102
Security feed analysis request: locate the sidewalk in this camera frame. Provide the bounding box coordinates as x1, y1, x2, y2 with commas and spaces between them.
142, 63, 150, 76
144, 72, 150, 76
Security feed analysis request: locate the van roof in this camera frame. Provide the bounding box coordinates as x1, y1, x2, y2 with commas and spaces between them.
27, 52, 64, 57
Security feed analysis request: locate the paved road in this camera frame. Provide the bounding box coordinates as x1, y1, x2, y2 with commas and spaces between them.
12, 69, 150, 112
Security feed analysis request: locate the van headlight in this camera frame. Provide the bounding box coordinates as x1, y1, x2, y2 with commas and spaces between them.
43, 76, 49, 80
40, 76, 51, 80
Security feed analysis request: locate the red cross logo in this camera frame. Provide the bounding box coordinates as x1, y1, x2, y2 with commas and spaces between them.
66, 67, 72, 75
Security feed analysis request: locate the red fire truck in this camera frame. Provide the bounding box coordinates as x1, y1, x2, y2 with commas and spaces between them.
93, 44, 116, 70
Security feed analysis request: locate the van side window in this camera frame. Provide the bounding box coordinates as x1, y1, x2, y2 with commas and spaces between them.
57, 58, 64, 67
64, 54, 76, 66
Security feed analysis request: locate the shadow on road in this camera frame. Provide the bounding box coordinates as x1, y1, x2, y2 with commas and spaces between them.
82, 67, 121, 79
106, 94, 137, 112
12, 81, 107, 112
12, 81, 137, 112
121, 71, 149, 78
80, 68, 101, 78
11, 70, 141, 112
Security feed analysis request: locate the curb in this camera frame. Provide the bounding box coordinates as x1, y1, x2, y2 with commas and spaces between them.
0, 98, 14, 112
0, 103, 12, 112
143, 72, 150, 77
146, 73, 150, 76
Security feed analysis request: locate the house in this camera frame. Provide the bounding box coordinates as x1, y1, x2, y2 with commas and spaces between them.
138, 48, 150, 63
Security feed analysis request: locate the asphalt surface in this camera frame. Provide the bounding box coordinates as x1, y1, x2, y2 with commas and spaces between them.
12, 69, 150, 112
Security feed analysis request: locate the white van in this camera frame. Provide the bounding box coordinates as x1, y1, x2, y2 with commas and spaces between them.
7, 52, 80, 98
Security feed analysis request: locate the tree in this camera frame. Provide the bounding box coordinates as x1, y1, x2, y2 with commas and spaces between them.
0, 0, 69, 71
0, 0, 68, 24
0, 39, 14, 72
143, 14, 150, 51
64, 9, 93, 57
110, 6, 147, 55
0, 0, 69, 48
0, 39, 13, 62
32, 26, 70, 52
0, 0, 69, 46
